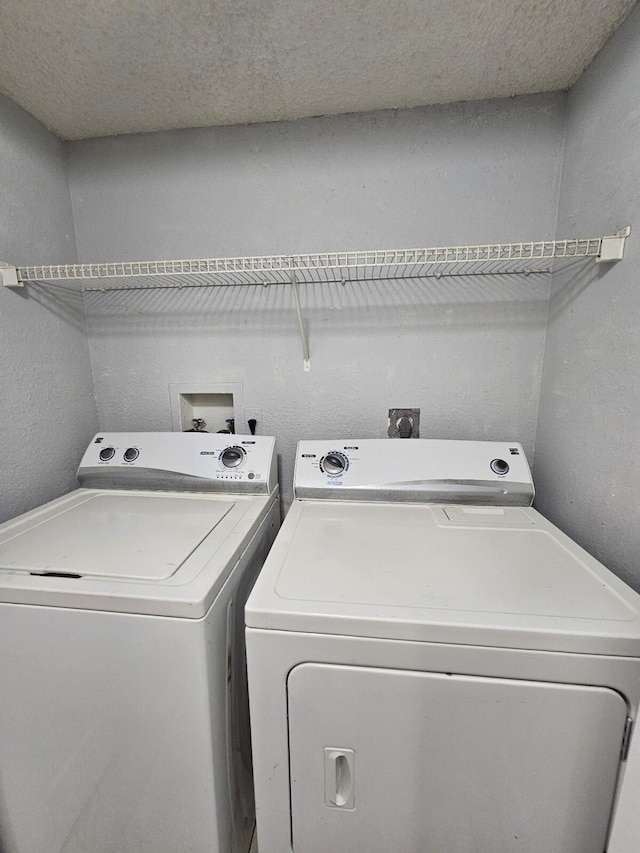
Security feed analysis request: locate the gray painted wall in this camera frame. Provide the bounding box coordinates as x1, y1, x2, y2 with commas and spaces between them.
67, 94, 565, 506
535, 3, 640, 592
0, 95, 98, 522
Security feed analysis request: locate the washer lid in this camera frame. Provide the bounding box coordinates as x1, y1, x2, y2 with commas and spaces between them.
0, 488, 275, 617
246, 500, 640, 655
0, 493, 234, 581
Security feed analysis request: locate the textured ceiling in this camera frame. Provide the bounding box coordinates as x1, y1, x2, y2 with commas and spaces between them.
0, 0, 636, 140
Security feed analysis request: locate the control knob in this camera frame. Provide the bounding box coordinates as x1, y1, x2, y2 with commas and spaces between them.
220, 446, 246, 469
99, 447, 116, 462
490, 458, 510, 475
320, 451, 349, 476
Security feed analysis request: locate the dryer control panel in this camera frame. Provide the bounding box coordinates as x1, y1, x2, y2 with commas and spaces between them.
77, 432, 277, 494
294, 439, 534, 505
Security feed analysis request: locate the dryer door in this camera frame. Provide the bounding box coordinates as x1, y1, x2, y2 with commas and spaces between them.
287, 664, 628, 853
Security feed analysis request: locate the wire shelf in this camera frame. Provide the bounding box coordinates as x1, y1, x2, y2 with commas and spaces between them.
16, 237, 607, 292
5, 229, 627, 372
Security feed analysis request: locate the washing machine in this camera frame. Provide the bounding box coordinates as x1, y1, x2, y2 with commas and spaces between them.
0, 431, 279, 853
245, 439, 640, 853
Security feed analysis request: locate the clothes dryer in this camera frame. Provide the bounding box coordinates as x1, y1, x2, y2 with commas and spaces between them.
246, 439, 640, 853
0, 432, 279, 853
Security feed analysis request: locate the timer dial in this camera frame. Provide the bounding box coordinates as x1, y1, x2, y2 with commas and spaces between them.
220, 446, 246, 469
320, 451, 349, 476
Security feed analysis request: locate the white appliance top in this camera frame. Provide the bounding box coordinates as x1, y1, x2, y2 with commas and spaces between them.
0, 489, 275, 617
294, 439, 534, 504
246, 440, 640, 656
0, 493, 234, 581
77, 431, 277, 494
0, 432, 279, 617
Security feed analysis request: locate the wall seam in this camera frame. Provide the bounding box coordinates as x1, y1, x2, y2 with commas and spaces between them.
530, 90, 570, 478
63, 140, 101, 431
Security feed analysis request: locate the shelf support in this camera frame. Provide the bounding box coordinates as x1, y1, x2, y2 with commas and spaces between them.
597, 226, 631, 263
0, 264, 21, 288
290, 271, 311, 372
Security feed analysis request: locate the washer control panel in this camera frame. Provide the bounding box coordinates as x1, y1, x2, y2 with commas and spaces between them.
294, 439, 534, 505
77, 433, 277, 494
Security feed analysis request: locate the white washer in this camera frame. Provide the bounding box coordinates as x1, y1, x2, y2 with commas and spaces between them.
246, 439, 640, 853
0, 432, 279, 853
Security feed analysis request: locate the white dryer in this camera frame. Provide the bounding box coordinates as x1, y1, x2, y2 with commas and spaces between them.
246, 439, 640, 853
0, 432, 279, 853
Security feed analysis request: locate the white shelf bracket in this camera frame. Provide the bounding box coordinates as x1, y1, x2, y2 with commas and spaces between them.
597, 225, 631, 263
0, 263, 22, 288
290, 270, 311, 372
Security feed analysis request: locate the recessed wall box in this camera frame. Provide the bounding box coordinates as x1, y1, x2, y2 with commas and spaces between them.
170, 383, 245, 433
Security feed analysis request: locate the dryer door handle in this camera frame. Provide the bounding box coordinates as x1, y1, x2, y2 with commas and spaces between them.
324, 748, 354, 809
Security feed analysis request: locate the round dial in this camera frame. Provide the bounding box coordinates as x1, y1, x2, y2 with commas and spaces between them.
220, 446, 246, 469
99, 447, 116, 462
320, 451, 349, 476
490, 458, 510, 475
123, 447, 139, 462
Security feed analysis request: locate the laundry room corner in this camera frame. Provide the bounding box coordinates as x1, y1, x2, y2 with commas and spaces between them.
0, 94, 98, 523
534, 0, 640, 593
